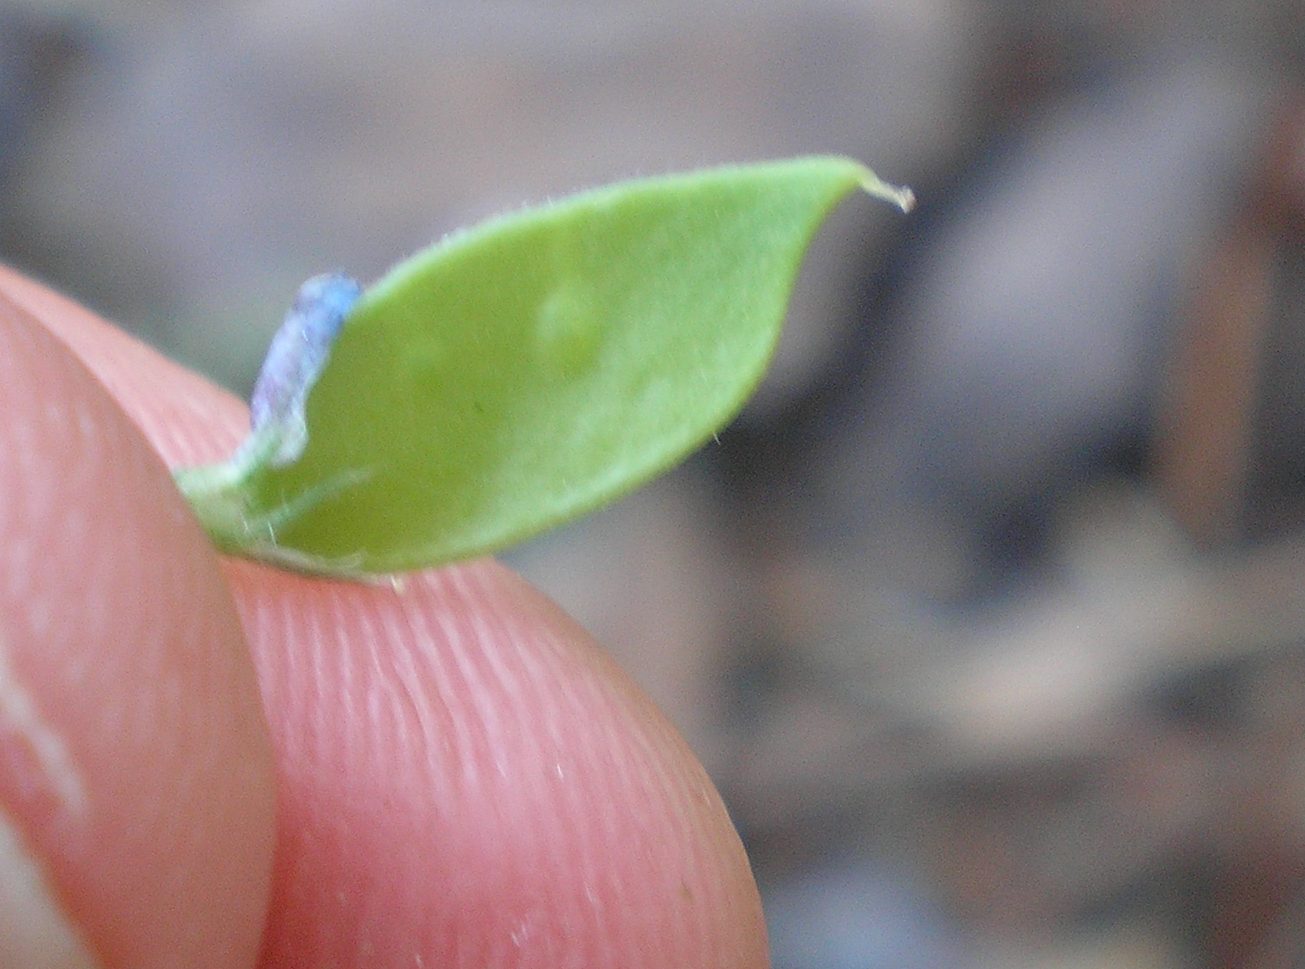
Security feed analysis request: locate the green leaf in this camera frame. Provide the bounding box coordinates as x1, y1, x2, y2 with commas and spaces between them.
177, 156, 911, 574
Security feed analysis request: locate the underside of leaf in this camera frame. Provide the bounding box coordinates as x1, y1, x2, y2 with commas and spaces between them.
177, 156, 911, 575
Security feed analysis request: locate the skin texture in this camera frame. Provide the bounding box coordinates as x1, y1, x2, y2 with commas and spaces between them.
0, 266, 769, 968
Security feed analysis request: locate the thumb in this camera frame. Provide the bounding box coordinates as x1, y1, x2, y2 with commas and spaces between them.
230, 557, 771, 968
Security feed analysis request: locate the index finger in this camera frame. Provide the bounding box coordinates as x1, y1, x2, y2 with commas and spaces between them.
0, 271, 276, 969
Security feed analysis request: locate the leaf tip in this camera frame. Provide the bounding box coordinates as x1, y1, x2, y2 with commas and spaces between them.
856, 167, 915, 214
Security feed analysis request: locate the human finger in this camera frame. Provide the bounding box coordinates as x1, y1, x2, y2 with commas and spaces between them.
2, 267, 770, 968
0, 280, 276, 969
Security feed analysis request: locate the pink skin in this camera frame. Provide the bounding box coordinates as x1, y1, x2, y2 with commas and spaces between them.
0, 268, 769, 969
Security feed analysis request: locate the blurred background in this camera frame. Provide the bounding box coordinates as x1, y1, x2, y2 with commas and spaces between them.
4, 1, 1305, 965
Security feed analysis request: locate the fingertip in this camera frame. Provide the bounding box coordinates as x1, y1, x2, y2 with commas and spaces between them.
229, 558, 768, 968
0, 289, 276, 967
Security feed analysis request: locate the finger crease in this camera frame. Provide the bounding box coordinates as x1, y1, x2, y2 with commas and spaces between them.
0, 629, 87, 822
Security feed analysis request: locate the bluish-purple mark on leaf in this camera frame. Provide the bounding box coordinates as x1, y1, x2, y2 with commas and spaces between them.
248, 272, 361, 466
